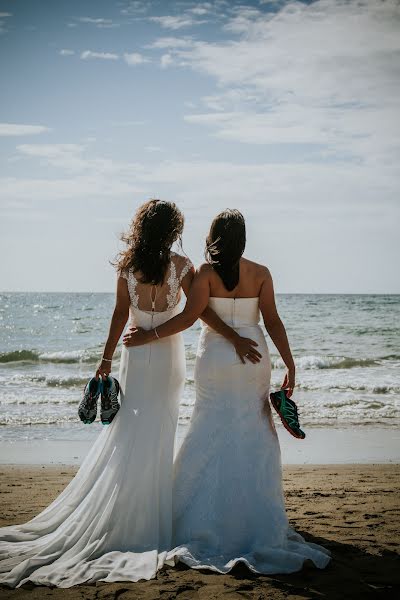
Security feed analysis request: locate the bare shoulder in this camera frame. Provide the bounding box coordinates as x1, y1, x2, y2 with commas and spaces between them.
241, 257, 271, 282
196, 262, 214, 275
172, 252, 194, 269
193, 263, 214, 287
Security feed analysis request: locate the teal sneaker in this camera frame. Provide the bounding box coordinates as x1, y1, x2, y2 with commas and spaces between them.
100, 376, 120, 425
270, 390, 305, 439
78, 377, 102, 424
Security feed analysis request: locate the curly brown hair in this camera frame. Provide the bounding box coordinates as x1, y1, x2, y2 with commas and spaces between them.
205, 209, 246, 291
113, 199, 184, 285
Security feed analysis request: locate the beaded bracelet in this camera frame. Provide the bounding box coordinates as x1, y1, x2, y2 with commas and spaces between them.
102, 357, 112, 362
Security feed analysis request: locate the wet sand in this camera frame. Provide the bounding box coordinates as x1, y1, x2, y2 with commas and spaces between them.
0, 464, 399, 599
1, 427, 399, 465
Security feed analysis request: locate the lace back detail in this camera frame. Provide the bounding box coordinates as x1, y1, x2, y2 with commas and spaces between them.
179, 259, 192, 283
125, 272, 139, 309
166, 261, 178, 310
121, 253, 193, 313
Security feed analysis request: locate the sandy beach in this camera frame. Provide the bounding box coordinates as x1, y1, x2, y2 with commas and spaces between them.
0, 464, 398, 599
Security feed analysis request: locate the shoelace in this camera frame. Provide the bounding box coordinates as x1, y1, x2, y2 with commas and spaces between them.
285, 400, 300, 427
103, 387, 119, 410
110, 393, 119, 410
79, 392, 95, 409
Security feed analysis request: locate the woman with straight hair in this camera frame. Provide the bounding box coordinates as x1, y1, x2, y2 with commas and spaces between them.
124, 208, 331, 575
0, 200, 258, 588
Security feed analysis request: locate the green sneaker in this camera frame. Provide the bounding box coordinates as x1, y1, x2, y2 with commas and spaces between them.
100, 376, 120, 425
78, 377, 102, 424
270, 390, 305, 439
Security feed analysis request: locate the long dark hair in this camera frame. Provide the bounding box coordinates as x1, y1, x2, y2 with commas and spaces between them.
113, 199, 184, 285
205, 209, 246, 291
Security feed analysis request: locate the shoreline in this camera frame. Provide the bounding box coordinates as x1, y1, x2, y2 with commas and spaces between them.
0, 426, 399, 466
0, 464, 398, 598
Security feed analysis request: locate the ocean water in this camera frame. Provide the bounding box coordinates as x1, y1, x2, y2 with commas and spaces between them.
0, 293, 399, 444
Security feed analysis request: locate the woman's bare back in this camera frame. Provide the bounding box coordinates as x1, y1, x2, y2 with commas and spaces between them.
206, 257, 269, 299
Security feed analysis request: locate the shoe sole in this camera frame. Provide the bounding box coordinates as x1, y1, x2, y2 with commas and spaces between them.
270, 395, 305, 439
101, 411, 119, 425
78, 406, 97, 424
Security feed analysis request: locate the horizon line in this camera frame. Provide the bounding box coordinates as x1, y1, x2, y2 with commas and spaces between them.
1, 291, 399, 296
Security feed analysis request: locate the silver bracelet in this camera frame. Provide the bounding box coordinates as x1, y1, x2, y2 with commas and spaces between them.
154, 328, 160, 339
102, 357, 112, 362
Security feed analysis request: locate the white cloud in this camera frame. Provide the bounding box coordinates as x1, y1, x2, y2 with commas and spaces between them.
0, 175, 144, 201
120, 1, 149, 16
5, 145, 147, 200
17, 143, 84, 157
15, 143, 147, 177
184, 104, 400, 163
167, 0, 400, 166
9, 145, 398, 215
160, 53, 173, 68
147, 37, 194, 49
223, 6, 263, 33
59, 49, 74, 56
0, 11, 12, 34
111, 120, 146, 126
3, 144, 398, 291
0, 123, 50, 136
79, 17, 109, 24
123, 52, 149, 66
80, 50, 119, 61
189, 4, 213, 17
78, 17, 119, 28
1, 1, 398, 293
17, 144, 86, 171
147, 37, 194, 70
149, 15, 206, 30
79, 50, 149, 65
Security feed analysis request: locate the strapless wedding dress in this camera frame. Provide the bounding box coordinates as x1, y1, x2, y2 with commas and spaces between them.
0, 255, 191, 588
167, 297, 331, 574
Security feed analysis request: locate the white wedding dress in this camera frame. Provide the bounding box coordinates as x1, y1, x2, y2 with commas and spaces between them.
167, 297, 331, 574
0, 253, 192, 588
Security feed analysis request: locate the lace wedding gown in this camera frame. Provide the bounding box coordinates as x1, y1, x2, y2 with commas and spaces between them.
0, 253, 192, 588
167, 297, 331, 574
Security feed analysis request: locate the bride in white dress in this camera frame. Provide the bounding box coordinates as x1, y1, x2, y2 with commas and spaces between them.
124, 209, 331, 575
0, 200, 257, 588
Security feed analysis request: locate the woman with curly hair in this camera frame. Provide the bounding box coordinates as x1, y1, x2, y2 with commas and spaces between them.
0, 199, 258, 588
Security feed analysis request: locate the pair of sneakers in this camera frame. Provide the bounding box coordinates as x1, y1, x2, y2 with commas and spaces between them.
270, 389, 305, 439
78, 376, 120, 425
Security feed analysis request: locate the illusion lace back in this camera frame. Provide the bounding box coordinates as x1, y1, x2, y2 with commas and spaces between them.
122, 252, 193, 314
167, 297, 331, 574
0, 253, 193, 588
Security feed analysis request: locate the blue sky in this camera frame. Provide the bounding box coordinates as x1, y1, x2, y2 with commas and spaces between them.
0, 0, 399, 293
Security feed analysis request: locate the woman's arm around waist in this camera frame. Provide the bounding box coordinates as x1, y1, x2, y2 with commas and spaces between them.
123, 265, 261, 364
